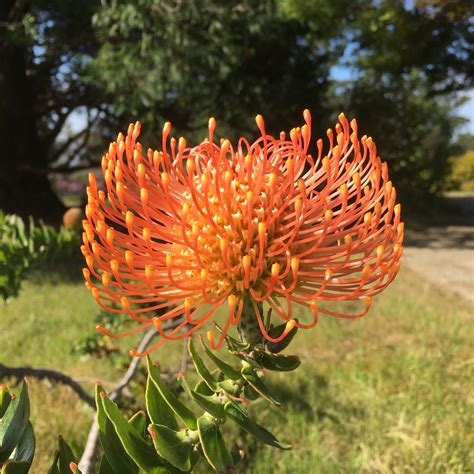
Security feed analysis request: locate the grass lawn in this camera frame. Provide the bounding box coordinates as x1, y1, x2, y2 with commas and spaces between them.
1, 264, 472, 472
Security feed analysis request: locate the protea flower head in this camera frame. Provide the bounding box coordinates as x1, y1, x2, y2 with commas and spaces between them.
82, 111, 403, 356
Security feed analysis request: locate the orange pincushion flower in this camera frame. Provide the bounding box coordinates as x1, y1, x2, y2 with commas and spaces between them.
82, 111, 403, 356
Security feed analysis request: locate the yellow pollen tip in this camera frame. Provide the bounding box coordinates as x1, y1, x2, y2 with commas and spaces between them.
181, 203, 190, 219
92, 243, 100, 256
269, 172, 277, 188
106, 229, 114, 246
82, 268, 90, 279
310, 301, 318, 312
219, 238, 228, 252
221, 139, 231, 153
242, 255, 251, 269
258, 222, 267, 237
125, 250, 133, 267
163, 122, 171, 134
152, 317, 161, 328
228, 294, 238, 308
290, 257, 299, 273
271, 263, 280, 278
186, 159, 194, 175
200, 268, 208, 280
184, 298, 192, 312
140, 188, 149, 204
255, 114, 264, 129
126, 211, 134, 228
178, 136, 186, 152
86, 255, 94, 268
344, 234, 352, 245
365, 296, 372, 309
166, 254, 174, 267
111, 260, 119, 273
377, 245, 385, 259
129, 349, 138, 357
101, 273, 110, 287
295, 198, 303, 215
161, 172, 170, 187
286, 319, 297, 331
324, 210, 333, 220
207, 330, 215, 346
145, 265, 153, 280
143, 228, 151, 242
120, 297, 129, 310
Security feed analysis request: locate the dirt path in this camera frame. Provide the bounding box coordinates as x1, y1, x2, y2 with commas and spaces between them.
403, 194, 474, 302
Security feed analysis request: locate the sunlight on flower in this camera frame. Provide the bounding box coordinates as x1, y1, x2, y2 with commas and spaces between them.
82, 111, 403, 355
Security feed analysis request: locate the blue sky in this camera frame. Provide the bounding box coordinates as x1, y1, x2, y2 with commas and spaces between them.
457, 90, 474, 134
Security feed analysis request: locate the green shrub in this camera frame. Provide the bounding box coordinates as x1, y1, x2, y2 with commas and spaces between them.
0, 212, 80, 301
449, 150, 474, 191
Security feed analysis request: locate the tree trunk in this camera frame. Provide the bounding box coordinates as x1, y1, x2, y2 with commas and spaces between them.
0, 1, 65, 223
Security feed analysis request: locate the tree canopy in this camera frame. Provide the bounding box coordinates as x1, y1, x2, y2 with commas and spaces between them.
0, 0, 473, 219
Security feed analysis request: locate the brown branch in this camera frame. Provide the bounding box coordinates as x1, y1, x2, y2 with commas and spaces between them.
0, 364, 95, 408
79, 317, 184, 473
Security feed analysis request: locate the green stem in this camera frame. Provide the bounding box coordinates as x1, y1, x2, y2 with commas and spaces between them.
237, 293, 264, 346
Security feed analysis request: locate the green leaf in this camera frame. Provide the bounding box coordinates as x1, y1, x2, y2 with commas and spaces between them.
224, 334, 250, 353
241, 365, 282, 406
58, 436, 77, 473
194, 380, 214, 396
0, 421, 35, 473
128, 411, 146, 437
197, 414, 233, 472
146, 375, 178, 431
95, 385, 138, 474
101, 393, 165, 473
178, 368, 225, 420
1, 461, 30, 474
217, 380, 239, 396
225, 402, 291, 450
149, 425, 194, 472
46, 449, 60, 474
98, 455, 115, 474
189, 391, 225, 420
147, 357, 197, 431
243, 385, 259, 401
0, 383, 30, 463
0, 386, 11, 418
187, 339, 218, 392
199, 339, 241, 380
251, 351, 301, 372
265, 323, 298, 353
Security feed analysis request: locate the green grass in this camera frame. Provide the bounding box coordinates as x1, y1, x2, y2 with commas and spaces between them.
1, 265, 472, 472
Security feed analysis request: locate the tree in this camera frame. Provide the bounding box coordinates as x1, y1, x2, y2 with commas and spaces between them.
0, 0, 100, 221
284, 0, 474, 202
89, 0, 341, 143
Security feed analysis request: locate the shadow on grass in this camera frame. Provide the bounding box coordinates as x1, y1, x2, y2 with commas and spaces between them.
268, 371, 367, 427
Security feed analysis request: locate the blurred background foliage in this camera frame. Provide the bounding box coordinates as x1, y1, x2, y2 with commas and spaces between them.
0, 0, 473, 221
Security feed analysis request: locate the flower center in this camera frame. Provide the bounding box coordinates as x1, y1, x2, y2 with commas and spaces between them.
169, 156, 283, 301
